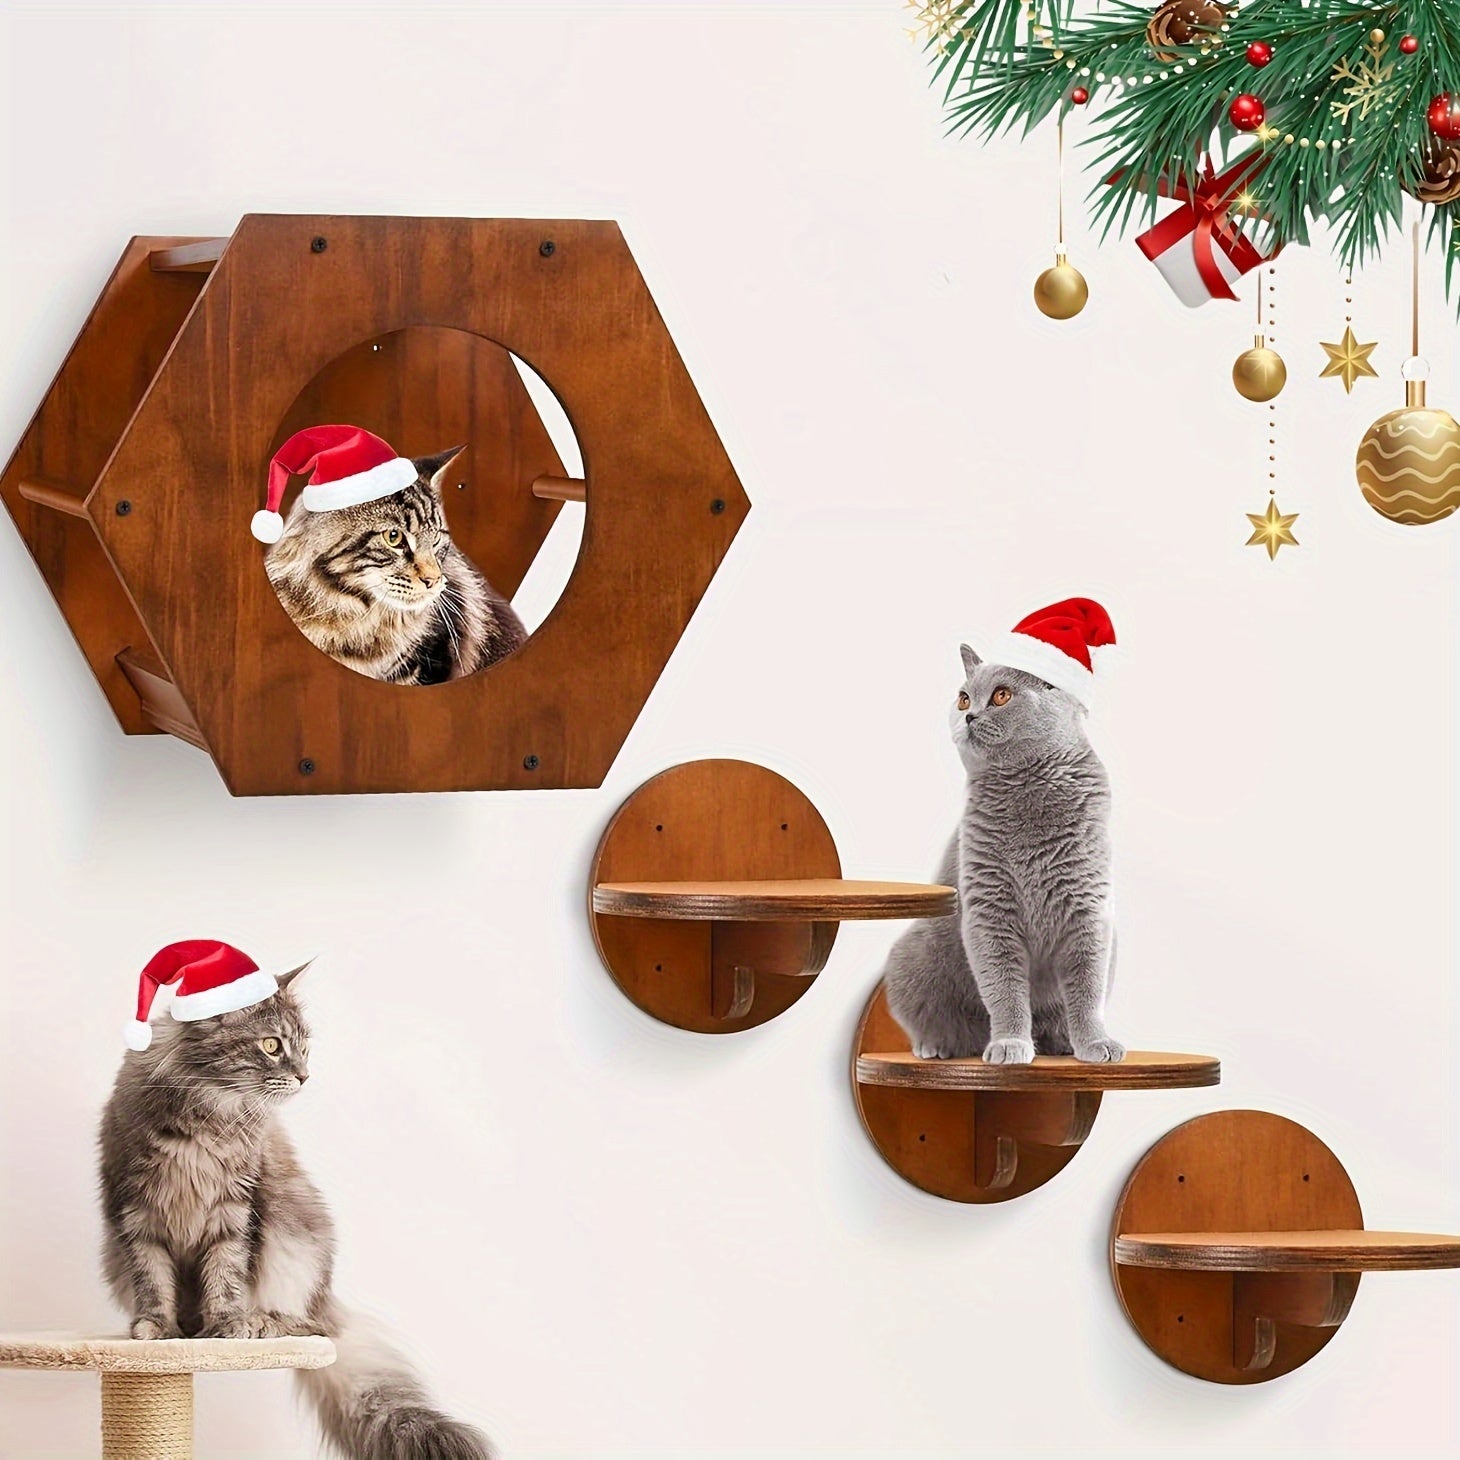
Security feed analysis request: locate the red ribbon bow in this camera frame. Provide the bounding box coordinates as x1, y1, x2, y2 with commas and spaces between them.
1126, 153, 1273, 301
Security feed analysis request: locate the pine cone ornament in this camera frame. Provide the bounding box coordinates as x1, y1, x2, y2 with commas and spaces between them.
1146, 0, 1227, 62
1405, 141, 1460, 206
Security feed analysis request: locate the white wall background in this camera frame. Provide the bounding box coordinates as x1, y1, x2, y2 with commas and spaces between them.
2, 2, 1459, 1456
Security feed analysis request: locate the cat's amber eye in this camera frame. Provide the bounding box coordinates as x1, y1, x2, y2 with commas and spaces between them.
259, 1037, 281, 1056
991, 687, 1012, 707
382, 527, 403, 548
957, 691, 971, 711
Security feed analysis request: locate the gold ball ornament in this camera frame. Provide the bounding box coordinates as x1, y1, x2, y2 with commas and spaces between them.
1356, 371, 1460, 525
1232, 333, 1287, 403
1033, 249, 1088, 320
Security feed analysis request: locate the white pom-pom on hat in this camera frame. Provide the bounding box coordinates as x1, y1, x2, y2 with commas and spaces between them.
124, 1019, 153, 1052
250, 509, 285, 544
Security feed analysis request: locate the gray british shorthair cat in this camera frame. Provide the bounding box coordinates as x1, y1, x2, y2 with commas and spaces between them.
264, 446, 527, 685
99, 967, 492, 1459
884, 609, 1123, 1065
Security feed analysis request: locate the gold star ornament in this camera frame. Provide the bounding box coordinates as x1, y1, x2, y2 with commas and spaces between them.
1246, 495, 1300, 560
1320, 326, 1379, 393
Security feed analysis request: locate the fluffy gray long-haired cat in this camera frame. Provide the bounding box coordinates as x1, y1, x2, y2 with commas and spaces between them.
99, 968, 492, 1460
265, 447, 527, 685
883, 644, 1124, 1065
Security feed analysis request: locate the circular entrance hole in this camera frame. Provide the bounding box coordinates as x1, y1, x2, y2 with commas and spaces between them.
263, 327, 584, 685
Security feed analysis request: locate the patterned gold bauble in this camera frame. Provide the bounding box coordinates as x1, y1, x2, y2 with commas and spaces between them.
1033, 249, 1088, 319
1403, 141, 1460, 206
1356, 379, 1460, 525
1147, 0, 1227, 61
1232, 333, 1287, 402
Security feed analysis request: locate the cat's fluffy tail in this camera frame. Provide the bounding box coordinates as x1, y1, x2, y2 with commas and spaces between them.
298, 1306, 493, 1460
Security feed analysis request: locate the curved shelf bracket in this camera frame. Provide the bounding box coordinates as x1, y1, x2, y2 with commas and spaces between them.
1232, 1270, 1359, 1372
971, 1090, 1102, 1192
709, 919, 836, 1021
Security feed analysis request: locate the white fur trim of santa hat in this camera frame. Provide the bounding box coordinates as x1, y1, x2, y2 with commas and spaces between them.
300, 457, 418, 514
977, 632, 1112, 710
169, 968, 279, 1023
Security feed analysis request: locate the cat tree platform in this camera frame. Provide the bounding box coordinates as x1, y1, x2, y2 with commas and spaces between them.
0, 214, 747, 795
0, 1332, 335, 1458
1110, 1110, 1460, 1383
589, 760, 957, 1032
851, 983, 1219, 1203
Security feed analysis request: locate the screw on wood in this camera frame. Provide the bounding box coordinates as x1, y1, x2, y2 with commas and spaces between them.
539, 240, 556, 257
115, 500, 133, 517
298, 758, 316, 775
523, 753, 540, 770
310, 237, 328, 254
711, 498, 726, 514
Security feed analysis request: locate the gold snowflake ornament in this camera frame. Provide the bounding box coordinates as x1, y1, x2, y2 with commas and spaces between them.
1331, 34, 1396, 125
904, 0, 966, 53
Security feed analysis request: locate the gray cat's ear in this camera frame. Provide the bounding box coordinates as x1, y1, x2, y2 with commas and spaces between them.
414, 445, 466, 485
960, 644, 982, 676
275, 958, 316, 995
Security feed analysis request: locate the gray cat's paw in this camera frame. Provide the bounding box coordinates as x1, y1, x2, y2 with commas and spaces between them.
1074, 1036, 1126, 1063
130, 1315, 179, 1340
983, 1037, 1036, 1065
912, 1039, 957, 1059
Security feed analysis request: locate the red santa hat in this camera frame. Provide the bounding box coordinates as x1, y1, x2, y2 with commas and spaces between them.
978, 597, 1116, 710
124, 940, 302, 1051
250, 424, 419, 544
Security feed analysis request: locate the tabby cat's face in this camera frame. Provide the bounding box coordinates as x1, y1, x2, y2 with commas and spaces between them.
951, 646, 1087, 767
153, 985, 312, 1109
270, 448, 463, 615
314, 478, 452, 613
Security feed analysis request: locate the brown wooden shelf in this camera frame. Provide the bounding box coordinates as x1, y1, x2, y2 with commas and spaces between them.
856, 1050, 1220, 1092
592, 878, 956, 922
1114, 1230, 1460, 1273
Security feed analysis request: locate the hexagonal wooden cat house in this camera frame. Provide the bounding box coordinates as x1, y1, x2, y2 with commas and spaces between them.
1, 215, 749, 795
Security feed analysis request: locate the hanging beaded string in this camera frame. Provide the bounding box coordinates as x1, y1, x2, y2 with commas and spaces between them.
1265, 265, 1278, 498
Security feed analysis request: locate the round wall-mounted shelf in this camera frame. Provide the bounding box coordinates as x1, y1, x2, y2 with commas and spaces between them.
589, 761, 955, 1033
591, 879, 954, 921
852, 983, 1219, 1204
1110, 1110, 1460, 1383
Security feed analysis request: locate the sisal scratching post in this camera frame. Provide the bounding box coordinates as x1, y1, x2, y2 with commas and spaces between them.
101, 1372, 193, 1460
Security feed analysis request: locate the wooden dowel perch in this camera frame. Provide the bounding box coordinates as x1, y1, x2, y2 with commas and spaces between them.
531, 474, 586, 503
17, 477, 89, 517
148, 240, 228, 274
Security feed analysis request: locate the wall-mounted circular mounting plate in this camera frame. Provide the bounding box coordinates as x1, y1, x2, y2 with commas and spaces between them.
589, 760, 955, 1033
1110, 1110, 1364, 1384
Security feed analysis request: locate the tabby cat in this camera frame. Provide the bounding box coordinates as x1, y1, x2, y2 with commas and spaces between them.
99, 967, 493, 1460
265, 446, 527, 685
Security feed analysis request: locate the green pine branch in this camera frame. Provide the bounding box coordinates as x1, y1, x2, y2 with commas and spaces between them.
914, 0, 1460, 295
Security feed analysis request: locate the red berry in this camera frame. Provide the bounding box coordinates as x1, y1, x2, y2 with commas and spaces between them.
1229, 93, 1266, 132
1070, 86, 1089, 105
1429, 93, 1460, 140
1246, 41, 1274, 67
1399, 34, 1419, 55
